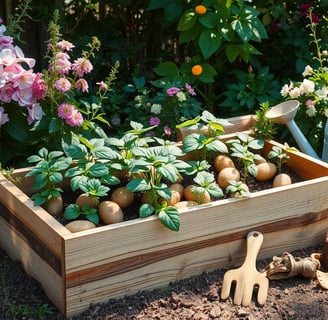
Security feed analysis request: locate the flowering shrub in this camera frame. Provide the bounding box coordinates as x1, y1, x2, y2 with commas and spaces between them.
121, 81, 203, 140
280, 6, 328, 155
0, 10, 118, 166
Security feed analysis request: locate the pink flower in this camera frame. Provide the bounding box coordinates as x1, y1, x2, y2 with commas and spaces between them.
149, 117, 160, 126
0, 35, 13, 48
306, 99, 315, 106
32, 73, 46, 99
27, 103, 44, 124
164, 125, 172, 136
75, 78, 89, 92
66, 109, 83, 127
185, 83, 196, 96
12, 69, 35, 90
52, 52, 71, 74
96, 81, 108, 90
58, 103, 74, 119
0, 83, 14, 103
0, 106, 9, 126
57, 40, 75, 51
54, 77, 72, 93
11, 87, 35, 106
72, 57, 93, 77
166, 87, 179, 96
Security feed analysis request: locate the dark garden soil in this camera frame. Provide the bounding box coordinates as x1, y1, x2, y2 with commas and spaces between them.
1, 244, 328, 320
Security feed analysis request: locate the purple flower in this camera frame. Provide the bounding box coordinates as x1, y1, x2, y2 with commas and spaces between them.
185, 83, 196, 96
166, 87, 179, 96
149, 117, 160, 126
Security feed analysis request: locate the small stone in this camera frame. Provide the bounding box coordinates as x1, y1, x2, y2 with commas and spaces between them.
209, 305, 221, 318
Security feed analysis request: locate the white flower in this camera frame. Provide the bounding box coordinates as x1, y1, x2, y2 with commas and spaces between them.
150, 103, 162, 114
300, 79, 315, 94
134, 95, 142, 103
280, 83, 292, 97
315, 87, 328, 99
306, 105, 317, 117
302, 65, 313, 77
289, 87, 301, 98
176, 91, 186, 102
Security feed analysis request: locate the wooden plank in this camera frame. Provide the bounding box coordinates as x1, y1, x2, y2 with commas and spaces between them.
262, 139, 328, 180
0, 172, 70, 257
63, 177, 328, 283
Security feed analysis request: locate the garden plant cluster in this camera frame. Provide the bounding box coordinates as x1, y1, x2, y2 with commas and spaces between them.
0, 0, 327, 166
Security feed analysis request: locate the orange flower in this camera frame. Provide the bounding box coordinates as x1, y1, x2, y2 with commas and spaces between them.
195, 5, 207, 15
191, 65, 203, 76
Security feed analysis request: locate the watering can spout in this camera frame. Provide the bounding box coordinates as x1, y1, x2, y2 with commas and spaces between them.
265, 101, 320, 160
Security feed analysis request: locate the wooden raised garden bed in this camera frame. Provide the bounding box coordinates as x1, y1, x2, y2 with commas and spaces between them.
1, 115, 328, 316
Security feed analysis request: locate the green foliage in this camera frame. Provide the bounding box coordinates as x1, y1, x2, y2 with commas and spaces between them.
225, 180, 251, 198
227, 132, 265, 181
178, 110, 229, 160
25, 148, 72, 206
253, 101, 278, 140
64, 203, 99, 224
126, 142, 191, 231
219, 67, 281, 116
113, 78, 203, 140
64, 135, 121, 193
192, 171, 223, 199
268, 146, 289, 174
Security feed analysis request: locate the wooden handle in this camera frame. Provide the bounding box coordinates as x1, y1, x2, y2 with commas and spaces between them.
243, 231, 264, 269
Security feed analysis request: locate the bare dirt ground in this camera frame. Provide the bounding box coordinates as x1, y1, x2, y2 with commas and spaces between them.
1, 244, 328, 320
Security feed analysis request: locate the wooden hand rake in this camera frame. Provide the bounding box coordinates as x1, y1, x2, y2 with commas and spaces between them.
220, 231, 269, 307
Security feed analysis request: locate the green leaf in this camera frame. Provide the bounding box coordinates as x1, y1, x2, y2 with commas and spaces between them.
199, 12, 219, 28
194, 171, 215, 185
156, 187, 171, 200
139, 203, 155, 218
226, 44, 242, 63
70, 175, 89, 192
205, 139, 229, 153
64, 204, 81, 220
31, 193, 47, 206
158, 207, 180, 231
64, 144, 88, 159
248, 163, 258, 177
199, 30, 222, 59
158, 164, 179, 183
33, 173, 48, 190
49, 172, 63, 184
248, 139, 265, 150
51, 157, 72, 171
177, 10, 197, 31
183, 133, 205, 153
85, 212, 99, 224
207, 184, 224, 198
153, 61, 180, 77
92, 146, 120, 160
126, 178, 151, 192
88, 162, 109, 177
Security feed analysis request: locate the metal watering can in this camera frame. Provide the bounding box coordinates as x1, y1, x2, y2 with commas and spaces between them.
265, 100, 328, 162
